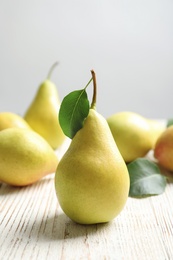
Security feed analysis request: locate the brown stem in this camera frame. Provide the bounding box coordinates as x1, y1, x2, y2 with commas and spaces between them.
47, 62, 59, 79
90, 70, 97, 109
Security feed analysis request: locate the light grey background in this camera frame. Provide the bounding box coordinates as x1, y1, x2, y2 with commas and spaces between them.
0, 0, 173, 120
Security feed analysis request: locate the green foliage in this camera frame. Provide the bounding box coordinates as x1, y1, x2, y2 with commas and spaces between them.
127, 158, 167, 198
167, 118, 173, 127
59, 89, 90, 139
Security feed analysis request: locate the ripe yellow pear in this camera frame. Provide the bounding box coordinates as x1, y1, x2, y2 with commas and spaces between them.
107, 111, 153, 163
24, 63, 66, 149
154, 125, 173, 171
147, 119, 166, 148
0, 128, 59, 186
55, 71, 130, 225
0, 112, 31, 130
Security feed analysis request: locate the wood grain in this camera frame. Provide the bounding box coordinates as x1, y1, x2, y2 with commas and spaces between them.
0, 139, 173, 260
1, 176, 173, 259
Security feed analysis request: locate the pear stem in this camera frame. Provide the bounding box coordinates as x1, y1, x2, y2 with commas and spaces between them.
90, 70, 97, 110
47, 62, 59, 79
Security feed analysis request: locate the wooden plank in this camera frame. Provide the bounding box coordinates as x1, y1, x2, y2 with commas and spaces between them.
0, 175, 173, 260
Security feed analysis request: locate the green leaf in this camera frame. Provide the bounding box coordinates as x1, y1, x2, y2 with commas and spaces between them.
59, 89, 90, 139
167, 118, 173, 127
127, 158, 167, 198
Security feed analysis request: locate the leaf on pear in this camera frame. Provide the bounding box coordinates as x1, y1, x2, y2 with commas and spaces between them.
127, 158, 167, 198
59, 89, 89, 139
167, 118, 173, 127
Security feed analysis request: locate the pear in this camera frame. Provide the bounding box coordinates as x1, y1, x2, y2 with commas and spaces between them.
147, 119, 166, 148
154, 125, 173, 171
107, 111, 153, 163
0, 128, 59, 186
24, 62, 66, 150
55, 70, 130, 225
0, 112, 31, 130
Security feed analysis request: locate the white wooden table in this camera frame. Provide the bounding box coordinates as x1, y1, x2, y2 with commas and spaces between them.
0, 138, 173, 260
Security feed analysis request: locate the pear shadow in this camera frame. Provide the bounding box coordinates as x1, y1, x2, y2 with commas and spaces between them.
0, 175, 54, 196
23, 209, 110, 242
0, 182, 28, 196
167, 176, 173, 183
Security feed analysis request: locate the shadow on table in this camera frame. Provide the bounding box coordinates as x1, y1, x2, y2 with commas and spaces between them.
0, 176, 53, 196
50, 213, 110, 240
23, 211, 110, 242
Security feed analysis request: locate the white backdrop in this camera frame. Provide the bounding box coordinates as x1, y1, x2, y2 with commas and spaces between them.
0, 0, 173, 119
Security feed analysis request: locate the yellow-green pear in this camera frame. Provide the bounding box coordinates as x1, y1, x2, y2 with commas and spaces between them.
0, 128, 59, 186
147, 119, 166, 148
55, 71, 130, 225
24, 62, 66, 149
107, 111, 153, 163
0, 112, 31, 130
